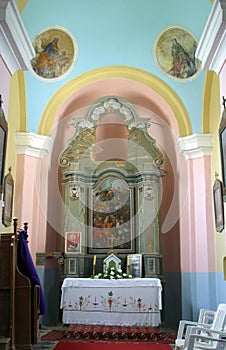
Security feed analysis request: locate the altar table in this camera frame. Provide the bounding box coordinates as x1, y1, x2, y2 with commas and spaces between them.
60, 278, 162, 326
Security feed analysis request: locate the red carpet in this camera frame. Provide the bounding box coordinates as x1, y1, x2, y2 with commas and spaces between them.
42, 324, 176, 344
54, 341, 173, 350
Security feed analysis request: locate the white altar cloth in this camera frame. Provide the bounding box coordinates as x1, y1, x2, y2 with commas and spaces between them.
60, 278, 162, 326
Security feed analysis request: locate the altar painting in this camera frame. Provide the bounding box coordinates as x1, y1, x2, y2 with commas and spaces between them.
90, 177, 133, 252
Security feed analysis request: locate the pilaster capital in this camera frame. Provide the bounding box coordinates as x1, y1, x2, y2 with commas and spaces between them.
16, 132, 53, 159
177, 134, 213, 160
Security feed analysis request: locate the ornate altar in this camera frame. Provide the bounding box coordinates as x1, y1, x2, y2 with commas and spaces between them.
58, 96, 165, 278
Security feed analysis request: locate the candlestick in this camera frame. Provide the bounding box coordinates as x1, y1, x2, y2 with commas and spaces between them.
127, 255, 130, 267
92, 255, 96, 277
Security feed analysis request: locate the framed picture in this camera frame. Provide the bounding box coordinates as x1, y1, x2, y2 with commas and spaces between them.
65, 232, 81, 253
0, 100, 8, 194
2, 167, 14, 227
213, 179, 224, 232
68, 258, 77, 274
219, 110, 226, 196
143, 254, 162, 277
128, 254, 142, 278
88, 176, 135, 253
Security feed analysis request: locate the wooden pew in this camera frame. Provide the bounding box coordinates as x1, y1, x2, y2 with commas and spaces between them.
0, 219, 40, 349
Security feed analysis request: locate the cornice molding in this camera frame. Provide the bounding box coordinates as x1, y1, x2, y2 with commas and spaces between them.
196, 0, 226, 74
0, 0, 34, 74
177, 134, 213, 160
16, 132, 53, 159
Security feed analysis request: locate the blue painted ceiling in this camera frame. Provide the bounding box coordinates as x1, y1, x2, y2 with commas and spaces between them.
20, 0, 213, 133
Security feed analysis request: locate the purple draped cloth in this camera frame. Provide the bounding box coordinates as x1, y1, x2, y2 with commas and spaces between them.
17, 229, 46, 315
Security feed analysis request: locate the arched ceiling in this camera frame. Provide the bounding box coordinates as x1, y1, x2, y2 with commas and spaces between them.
17, 0, 213, 134
39, 66, 191, 138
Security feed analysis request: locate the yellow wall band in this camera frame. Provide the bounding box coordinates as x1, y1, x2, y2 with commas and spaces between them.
38, 66, 192, 137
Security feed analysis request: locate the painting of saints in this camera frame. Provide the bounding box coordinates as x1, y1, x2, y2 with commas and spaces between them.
155, 26, 201, 81
30, 27, 78, 80
92, 177, 132, 250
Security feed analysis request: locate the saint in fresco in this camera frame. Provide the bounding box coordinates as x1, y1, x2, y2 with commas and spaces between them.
155, 26, 201, 81
30, 27, 77, 80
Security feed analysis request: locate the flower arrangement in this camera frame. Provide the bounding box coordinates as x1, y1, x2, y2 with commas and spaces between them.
92, 265, 133, 279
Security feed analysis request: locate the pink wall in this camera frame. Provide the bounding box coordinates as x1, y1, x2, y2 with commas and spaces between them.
14, 153, 51, 261
12, 76, 216, 276
180, 155, 215, 273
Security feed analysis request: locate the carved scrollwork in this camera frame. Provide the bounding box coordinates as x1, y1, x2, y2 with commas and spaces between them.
59, 128, 95, 167
128, 119, 151, 131
76, 120, 94, 129
153, 154, 164, 167
59, 96, 165, 172
87, 97, 136, 125
60, 156, 70, 167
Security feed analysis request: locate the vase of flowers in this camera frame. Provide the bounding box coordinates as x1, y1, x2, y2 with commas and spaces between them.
92, 265, 133, 280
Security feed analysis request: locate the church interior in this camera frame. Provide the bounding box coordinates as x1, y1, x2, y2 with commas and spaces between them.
0, 0, 226, 348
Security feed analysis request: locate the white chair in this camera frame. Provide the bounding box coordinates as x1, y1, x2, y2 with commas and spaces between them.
175, 308, 216, 349
185, 327, 226, 350
181, 303, 226, 350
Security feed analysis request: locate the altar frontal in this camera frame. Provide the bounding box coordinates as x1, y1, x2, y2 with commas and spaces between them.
60, 277, 162, 326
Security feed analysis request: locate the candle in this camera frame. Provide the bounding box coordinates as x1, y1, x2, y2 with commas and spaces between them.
93, 255, 96, 266
127, 255, 130, 266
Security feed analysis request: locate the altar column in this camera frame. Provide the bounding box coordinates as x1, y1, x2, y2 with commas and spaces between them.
136, 171, 163, 277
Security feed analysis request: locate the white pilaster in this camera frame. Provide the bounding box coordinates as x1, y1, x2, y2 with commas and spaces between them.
0, 0, 34, 74
196, 0, 226, 74
16, 132, 53, 159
